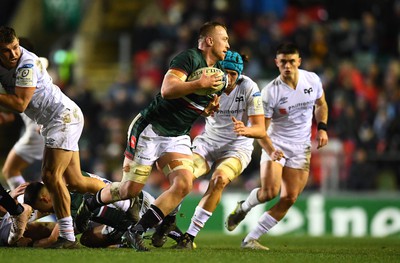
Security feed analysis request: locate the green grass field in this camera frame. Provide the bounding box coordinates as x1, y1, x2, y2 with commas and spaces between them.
1, 234, 399, 263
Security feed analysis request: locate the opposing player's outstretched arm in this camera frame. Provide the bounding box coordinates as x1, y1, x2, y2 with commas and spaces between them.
314, 92, 329, 149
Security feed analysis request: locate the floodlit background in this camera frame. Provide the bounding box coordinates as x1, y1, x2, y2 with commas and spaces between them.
1, 0, 399, 237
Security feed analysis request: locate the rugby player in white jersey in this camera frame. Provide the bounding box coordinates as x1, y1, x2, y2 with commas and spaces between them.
1, 38, 44, 191
170, 50, 265, 249
0, 26, 106, 248
226, 42, 329, 250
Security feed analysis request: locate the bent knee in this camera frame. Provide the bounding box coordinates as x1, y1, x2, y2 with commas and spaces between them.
171, 177, 193, 197
280, 195, 298, 206
212, 174, 229, 191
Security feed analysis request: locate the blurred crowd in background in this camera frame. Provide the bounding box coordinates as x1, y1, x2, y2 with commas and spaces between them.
1, 0, 399, 195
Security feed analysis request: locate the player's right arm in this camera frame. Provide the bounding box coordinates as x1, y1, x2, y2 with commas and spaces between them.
32, 223, 59, 248
257, 118, 284, 161
161, 68, 223, 99
0, 86, 34, 113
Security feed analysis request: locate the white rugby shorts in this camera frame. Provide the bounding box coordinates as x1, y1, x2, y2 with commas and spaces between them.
13, 128, 44, 163
260, 138, 311, 171
40, 107, 84, 151
132, 124, 192, 165
192, 135, 252, 173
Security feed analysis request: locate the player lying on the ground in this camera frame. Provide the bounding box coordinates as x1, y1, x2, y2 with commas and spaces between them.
0, 183, 55, 247
23, 172, 184, 248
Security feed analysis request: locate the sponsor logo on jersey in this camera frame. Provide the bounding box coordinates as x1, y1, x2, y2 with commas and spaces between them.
304, 87, 313, 95
137, 155, 151, 161
252, 91, 261, 97
279, 108, 288, 115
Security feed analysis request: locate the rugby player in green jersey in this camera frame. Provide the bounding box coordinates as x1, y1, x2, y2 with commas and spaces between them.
75, 21, 230, 251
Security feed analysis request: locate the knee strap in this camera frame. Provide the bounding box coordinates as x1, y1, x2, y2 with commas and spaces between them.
162, 158, 194, 176
215, 157, 242, 181
122, 161, 152, 184
193, 153, 208, 178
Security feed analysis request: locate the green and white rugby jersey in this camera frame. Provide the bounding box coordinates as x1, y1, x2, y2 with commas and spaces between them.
140, 48, 224, 136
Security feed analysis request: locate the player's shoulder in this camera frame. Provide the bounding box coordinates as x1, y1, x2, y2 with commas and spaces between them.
17, 47, 38, 69
299, 69, 321, 83
264, 76, 281, 91
239, 75, 257, 86
238, 75, 260, 94
260, 76, 281, 98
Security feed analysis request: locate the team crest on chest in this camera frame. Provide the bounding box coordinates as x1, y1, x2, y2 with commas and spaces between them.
235, 96, 244, 102
304, 87, 313, 95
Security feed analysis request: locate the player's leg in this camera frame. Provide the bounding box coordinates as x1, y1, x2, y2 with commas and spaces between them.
270, 167, 309, 220
176, 157, 241, 249
151, 152, 208, 248
3, 116, 44, 190
226, 159, 283, 231
80, 225, 123, 248
126, 151, 195, 251
241, 167, 308, 250
151, 204, 180, 247
75, 156, 148, 233
75, 117, 153, 234
242, 143, 311, 250
2, 149, 31, 190
63, 152, 106, 193
41, 147, 77, 248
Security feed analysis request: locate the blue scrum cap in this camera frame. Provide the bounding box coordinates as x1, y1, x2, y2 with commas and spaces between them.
221, 50, 244, 78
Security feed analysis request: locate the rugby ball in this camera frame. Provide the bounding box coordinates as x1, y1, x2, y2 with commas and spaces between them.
187, 67, 227, 95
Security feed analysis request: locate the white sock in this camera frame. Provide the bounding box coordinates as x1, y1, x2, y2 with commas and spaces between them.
241, 188, 261, 213
7, 175, 25, 190
58, 216, 76, 241
244, 212, 278, 242
187, 206, 212, 237
110, 199, 130, 213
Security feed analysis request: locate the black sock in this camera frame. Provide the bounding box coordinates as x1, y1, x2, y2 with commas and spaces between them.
0, 184, 24, 216
132, 204, 165, 234
87, 188, 106, 211
92, 206, 131, 230
162, 214, 176, 226
185, 232, 195, 242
